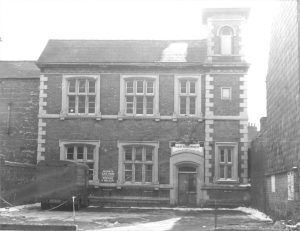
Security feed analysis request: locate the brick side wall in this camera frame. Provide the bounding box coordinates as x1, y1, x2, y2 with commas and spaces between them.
0, 79, 39, 163
266, 172, 299, 220
250, 131, 267, 213
266, 0, 300, 173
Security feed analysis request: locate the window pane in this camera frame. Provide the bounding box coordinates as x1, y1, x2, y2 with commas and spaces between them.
77, 146, 84, 160
87, 146, 94, 160
136, 96, 144, 114
87, 162, 94, 180
125, 164, 132, 181
222, 88, 231, 99
135, 164, 142, 182
79, 80, 86, 93
126, 96, 134, 114
190, 97, 196, 115
188, 174, 196, 192
220, 165, 225, 178
126, 81, 134, 94
78, 96, 86, 113
68, 96, 76, 113
227, 166, 232, 179
146, 81, 154, 94
125, 147, 133, 161
88, 96, 95, 113
180, 81, 187, 93
145, 165, 152, 182
146, 97, 153, 114
135, 147, 143, 161
67, 146, 74, 160
145, 147, 153, 161
68, 80, 76, 93
227, 149, 232, 163
180, 97, 187, 114
88, 80, 96, 93
190, 81, 196, 94
136, 80, 144, 94
220, 149, 225, 163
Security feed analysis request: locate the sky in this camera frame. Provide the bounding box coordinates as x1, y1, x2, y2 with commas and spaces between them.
0, 0, 279, 128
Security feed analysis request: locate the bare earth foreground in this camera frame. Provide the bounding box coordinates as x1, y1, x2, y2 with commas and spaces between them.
0, 204, 279, 231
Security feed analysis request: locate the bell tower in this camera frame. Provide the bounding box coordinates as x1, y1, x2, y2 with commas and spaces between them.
202, 8, 250, 63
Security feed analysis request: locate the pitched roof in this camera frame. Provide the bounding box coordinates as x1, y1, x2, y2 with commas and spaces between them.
37, 40, 207, 64
0, 61, 40, 79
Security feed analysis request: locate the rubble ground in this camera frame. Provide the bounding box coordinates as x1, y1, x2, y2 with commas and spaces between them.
0, 203, 287, 231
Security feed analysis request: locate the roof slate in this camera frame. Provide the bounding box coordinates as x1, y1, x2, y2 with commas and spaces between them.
37, 40, 207, 64
0, 61, 40, 79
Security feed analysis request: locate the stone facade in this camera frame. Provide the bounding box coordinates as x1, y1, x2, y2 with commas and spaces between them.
251, 0, 300, 220
35, 8, 250, 207
0, 61, 39, 206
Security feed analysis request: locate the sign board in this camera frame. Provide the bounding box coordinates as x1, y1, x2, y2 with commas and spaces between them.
287, 171, 294, 201
172, 144, 203, 155
101, 169, 115, 183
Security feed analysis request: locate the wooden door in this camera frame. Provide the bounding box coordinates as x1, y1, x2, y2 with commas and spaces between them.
178, 172, 196, 206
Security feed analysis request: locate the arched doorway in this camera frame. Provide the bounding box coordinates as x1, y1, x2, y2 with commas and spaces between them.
169, 145, 204, 206
178, 165, 197, 206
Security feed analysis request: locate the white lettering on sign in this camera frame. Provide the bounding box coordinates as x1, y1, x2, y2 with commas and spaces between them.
172, 144, 203, 155
101, 169, 115, 183
288, 171, 294, 201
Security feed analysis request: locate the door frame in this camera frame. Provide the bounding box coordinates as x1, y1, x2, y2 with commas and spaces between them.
170, 148, 204, 206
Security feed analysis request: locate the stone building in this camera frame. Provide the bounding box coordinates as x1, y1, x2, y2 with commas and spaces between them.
0, 61, 39, 205
251, 0, 300, 219
35, 8, 250, 207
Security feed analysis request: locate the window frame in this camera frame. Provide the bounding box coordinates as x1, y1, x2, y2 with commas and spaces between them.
221, 87, 232, 100
61, 75, 100, 117
217, 25, 236, 55
174, 75, 202, 118
120, 75, 159, 117
117, 141, 159, 185
214, 142, 238, 182
59, 140, 100, 184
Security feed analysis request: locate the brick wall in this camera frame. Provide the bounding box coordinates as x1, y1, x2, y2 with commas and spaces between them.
212, 74, 241, 116
0, 78, 39, 163
250, 130, 267, 213
266, 0, 300, 173
0, 156, 37, 207
44, 119, 206, 184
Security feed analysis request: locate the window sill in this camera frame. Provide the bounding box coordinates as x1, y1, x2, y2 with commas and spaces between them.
215, 178, 239, 184
59, 113, 101, 120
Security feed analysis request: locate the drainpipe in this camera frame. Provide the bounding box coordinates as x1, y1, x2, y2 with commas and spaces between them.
7, 103, 12, 135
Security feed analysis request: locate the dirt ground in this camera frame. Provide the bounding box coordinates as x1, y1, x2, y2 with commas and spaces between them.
0, 203, 287, 231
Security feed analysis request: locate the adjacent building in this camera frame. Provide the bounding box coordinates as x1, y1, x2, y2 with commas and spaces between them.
0, 61, 39, 205
251, 0, 300, 219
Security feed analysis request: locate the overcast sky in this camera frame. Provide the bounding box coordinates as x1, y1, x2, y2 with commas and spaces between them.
0, 0, 279, 128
